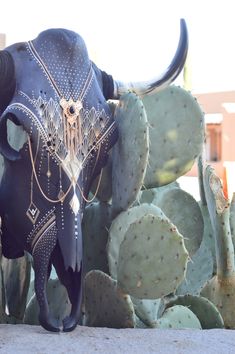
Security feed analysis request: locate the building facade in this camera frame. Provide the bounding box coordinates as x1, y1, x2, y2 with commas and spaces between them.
187, 91, 235, 184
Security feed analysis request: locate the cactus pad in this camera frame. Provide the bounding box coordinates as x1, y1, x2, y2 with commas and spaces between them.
84, 270, 135, 328
199, 202, 216, 272
156, 187, 203, 256
164, 294, 224, 329
112, 92, 149, 215
139, 181, 179, 205
117, 214, 188, 299
176, 243, 213, 296
142, 85, 204, 187
201, 166, 235, 328
229, 193, 235, 249
108, 203, 166, 279
132, 297, 162, 327
157, 305, 202, 329
201, 276, 235, 328
82, 201, 112, 275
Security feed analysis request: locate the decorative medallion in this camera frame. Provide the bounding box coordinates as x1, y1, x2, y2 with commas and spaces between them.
60, 98, 83, 125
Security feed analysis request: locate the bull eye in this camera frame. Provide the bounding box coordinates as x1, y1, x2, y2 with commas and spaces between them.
69, 105, 75, 115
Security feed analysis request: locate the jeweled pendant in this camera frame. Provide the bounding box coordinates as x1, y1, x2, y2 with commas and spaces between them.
26, 202, 40, 224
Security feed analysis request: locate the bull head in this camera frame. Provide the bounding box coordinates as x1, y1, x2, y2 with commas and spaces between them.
0, 19, 188, 331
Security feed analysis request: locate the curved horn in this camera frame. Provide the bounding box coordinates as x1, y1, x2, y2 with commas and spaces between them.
0, 50, 16, 113
113, 18, 188, 98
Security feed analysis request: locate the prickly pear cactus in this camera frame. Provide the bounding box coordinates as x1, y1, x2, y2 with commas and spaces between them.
112, 92, 149, 215
2, 83, 225, 331
176, 243, 213, 296
157, 305, 202, 329
156, 187, 203, 256
229, 193, 235, 248
82, 201, 112, 275
84, 270, 135, 328
108, 203, 166, 279
139, 181, 179, 205
199, 202, 216, 271
117, 214, 188, 299
163, 294, 224, 329
201, 165, 235, 328
142, 85, 205, 188
132, 297, 162, 328
197, 155, 216, 269
2, 253, 31, 320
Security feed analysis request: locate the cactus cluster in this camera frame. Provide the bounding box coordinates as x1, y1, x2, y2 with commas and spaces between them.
1, 84, 234, 331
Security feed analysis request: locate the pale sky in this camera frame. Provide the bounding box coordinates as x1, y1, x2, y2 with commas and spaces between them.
1, 0, 235, 93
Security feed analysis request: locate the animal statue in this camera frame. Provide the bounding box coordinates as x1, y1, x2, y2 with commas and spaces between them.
0, 19, 188, 332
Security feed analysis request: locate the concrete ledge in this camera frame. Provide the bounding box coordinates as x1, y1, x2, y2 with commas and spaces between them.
1, 325, 235, 353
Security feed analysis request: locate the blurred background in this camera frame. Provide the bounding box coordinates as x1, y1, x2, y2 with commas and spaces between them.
1, 0, 235, 92
1, 0, 235, 198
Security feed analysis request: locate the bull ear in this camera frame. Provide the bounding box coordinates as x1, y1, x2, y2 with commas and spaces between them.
0, 113, 22, 161
0, 50, 16, 114
92, 62, 114, 101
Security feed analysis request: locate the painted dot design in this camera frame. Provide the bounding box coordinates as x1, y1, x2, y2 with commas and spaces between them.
33, 225, 57, 308
32, 31, 91, 101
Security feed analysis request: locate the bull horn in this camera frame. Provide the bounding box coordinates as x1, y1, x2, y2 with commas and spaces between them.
0, 50, 16, 114
113, 18, 188, 98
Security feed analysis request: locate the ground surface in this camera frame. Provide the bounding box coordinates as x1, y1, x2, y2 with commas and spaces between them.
1, 325, 235, 354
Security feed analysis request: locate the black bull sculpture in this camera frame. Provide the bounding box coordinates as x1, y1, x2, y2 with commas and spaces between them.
0, 20, 188, 331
